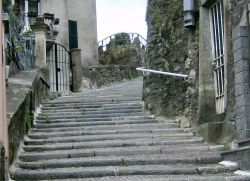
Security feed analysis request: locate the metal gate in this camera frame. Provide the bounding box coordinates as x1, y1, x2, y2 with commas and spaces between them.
210, 0, 225, 113
49, 43, 73, 92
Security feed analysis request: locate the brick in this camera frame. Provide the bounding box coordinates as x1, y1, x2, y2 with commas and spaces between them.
233, 37, 249, 52
235, 70, 250, 85
232, 26, 248, 41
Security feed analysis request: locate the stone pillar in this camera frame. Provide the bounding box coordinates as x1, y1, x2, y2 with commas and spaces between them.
71, 49, 82, 92
31, 24, 48, 69
233, 26, 250, 140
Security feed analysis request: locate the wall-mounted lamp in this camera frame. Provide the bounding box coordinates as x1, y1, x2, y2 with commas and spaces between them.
183, 0, 195, 28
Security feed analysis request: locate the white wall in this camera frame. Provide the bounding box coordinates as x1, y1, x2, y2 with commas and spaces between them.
40, 0, 98, 66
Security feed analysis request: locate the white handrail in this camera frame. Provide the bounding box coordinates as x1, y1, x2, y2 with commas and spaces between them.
136, 67, 188, 78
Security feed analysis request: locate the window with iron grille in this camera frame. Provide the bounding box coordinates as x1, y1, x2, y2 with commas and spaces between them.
210, 0, 225, 113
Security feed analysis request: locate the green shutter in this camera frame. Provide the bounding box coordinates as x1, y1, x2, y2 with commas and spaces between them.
68, 20, 78, 49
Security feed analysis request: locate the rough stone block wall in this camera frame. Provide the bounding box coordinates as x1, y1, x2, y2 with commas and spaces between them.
233, 26, 250, 140
82, 65, 141, 89
144, 0, 199, 122
0, 144, 8, 180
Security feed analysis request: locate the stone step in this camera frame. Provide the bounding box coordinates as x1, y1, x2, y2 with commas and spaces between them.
36, 112, 144, 120
10, 164, 239, 180
30, 123, 180, 133
41, 103, 142, 110
42, 98, 141, 105
41, 105, 142, 113
39, 174, 250, 181
39, 108, 142, 116
24, 132, 195, 145
222, 146, 250, 170
33, 119, 163, 129
16, 153, 222, 170
34, 116, 154, 124
23, 138, 204, 152
28, 128, 189, 139
56, 94, 143, 100
238, 138, 250, 147
18, 145, 213, 162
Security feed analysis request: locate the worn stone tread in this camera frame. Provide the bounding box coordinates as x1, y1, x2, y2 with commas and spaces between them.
28, 128, 188, 139
39, 175, 250, 181
23, 138, 204, 152
10, 78, 245, 180
30, 122, 180, 132
16, 153, 222, 169
10, 164, 239, 180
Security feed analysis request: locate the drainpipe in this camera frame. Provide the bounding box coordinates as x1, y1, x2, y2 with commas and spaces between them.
22, 0, 31, 33
38, 0, 41, 16
183, 0, 195, 27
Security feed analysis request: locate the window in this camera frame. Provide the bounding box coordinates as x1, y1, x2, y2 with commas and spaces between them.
210, 0, 225, 113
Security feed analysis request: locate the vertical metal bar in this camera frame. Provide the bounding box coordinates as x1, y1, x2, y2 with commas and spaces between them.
52, 45, 55, 92
55, 43, 59, 91
246, 4, 250, 77
70, 51, 73, 91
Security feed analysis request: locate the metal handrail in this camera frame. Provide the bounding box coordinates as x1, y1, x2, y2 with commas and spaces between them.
136, 67, 189, 78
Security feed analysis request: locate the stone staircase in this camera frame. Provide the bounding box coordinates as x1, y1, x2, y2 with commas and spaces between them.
10, 78, 250, 180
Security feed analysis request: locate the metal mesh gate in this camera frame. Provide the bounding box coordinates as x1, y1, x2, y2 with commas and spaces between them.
49, 43, 73, 92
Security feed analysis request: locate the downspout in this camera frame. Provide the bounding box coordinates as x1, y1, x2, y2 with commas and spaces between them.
22, 0, 31, 33
183, 0, 195, 28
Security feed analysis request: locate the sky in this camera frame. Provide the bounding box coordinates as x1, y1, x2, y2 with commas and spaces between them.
96, 0, 148, 42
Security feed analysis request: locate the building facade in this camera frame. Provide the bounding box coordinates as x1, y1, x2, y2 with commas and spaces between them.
145, 0, 250, 145
40, 0, 98, 66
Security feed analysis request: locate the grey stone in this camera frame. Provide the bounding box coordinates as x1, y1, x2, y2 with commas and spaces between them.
10, 78, 243, 180
232, 26, 248, 41
236, 94, 250, 107
235, 83, 250, 96
236, 118, 247, 131
233, 37, 249, 52
235, 59, 249, 73
235, 70, 250, 85
235, 106, 250, 119
234, 49, 249, 63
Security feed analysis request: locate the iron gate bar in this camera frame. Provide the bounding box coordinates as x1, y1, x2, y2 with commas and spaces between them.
54, 43, 59, 91
50, 43, 73, 92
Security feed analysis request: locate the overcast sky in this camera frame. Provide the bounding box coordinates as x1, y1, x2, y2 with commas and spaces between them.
96, 0, 147, 41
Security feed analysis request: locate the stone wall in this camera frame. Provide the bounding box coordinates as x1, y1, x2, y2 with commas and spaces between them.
144, 0, 199, 125
82, 65, 141, 89
7, 69, 49, 163
231, 1, 250, 140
